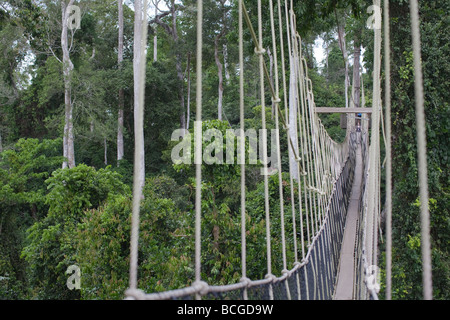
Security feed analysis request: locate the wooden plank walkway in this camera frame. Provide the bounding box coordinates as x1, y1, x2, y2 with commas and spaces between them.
333, 143, 363, 300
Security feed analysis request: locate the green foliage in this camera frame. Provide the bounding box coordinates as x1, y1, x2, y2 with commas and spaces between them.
21, 164, 129, 299
0, 138, 62, 298
73, 176, 192, 299
45, 164, 129, 218
386, 0, 450, 300
0, 0, 447, 301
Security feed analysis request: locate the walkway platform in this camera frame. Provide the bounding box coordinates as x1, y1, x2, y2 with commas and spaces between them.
333, 143, 363, 300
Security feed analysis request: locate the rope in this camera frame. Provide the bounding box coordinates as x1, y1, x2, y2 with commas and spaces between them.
194, 0, 203, 300
238, 0, 248, 301
126, 0, 372, 301
269, 0, 290, 300
384, 0, 392, 301
129, 0, 148, 291
409, 0, 433, 300
256, 0, 274, 300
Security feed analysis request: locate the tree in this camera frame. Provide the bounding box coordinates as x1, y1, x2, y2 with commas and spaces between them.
152, 0, 187, 131
117, 0, 124, 163
21, 164, 129, 299
212, 0, 230, 121
334, 8, 350, 109
60, 0, 77, 168
152, 0, 161, 62
387, 0, 450, 300
0, 138, 63, 298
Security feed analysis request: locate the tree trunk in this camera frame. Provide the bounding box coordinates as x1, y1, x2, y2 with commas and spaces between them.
267, 47, 274, 119
176, 55, 186, 131
352, 31, 362, 109
336, 10, 349, 109
152, 0, 185, 132
153, 0, 159, 61
223, 43, 230, 83
289, 62, 299, 180
133, 0, 147, 191
117, 0, 124, 163
214, 33, 224, 121
186, 52, 191, 130
104, 137, 108, 165
170, 2, 186, 131
62, 0, 76, 169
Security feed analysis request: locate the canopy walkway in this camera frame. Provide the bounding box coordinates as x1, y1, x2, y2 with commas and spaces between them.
125, 0, 432, 300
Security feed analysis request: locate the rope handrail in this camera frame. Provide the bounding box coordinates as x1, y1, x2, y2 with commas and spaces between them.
125, 0, 434, 301
126, 0, 358, 300
125, 148, 355, 300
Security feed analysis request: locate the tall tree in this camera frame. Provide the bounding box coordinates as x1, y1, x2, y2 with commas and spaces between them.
61, 0, 76, 168
117, 0, 124, 163
335, 8, 350, 109
213, 0, 229, 121
152, 0, 186, 131
152, 0, 160, 62
352, 28, 362, 108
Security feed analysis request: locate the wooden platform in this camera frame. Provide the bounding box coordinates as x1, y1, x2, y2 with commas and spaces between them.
333, 143, 363, 300
315, 107, 372, 113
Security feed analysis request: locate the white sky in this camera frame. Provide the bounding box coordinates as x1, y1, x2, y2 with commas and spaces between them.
314, 35, 366, 74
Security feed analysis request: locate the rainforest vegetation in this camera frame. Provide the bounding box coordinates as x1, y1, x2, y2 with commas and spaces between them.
0, 0, 448, 300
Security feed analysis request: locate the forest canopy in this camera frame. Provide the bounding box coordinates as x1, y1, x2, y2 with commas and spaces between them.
0, 0, 448, 300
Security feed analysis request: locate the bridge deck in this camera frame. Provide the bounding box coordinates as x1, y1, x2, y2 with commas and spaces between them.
334, 143, 363, 300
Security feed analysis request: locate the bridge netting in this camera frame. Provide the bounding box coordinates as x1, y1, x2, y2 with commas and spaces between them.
124, 0, 432, 300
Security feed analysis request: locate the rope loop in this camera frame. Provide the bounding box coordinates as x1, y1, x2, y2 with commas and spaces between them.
272, 96, 282, 104
124, 288, 146, 300
281, 269, 291, 277
240, 277, 251, 288
254, 46, 266, 55
193, 280, 209, 297
265, 273, 276, 282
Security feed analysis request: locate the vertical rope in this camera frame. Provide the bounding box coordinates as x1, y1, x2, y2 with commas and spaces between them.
384, 0, 392, 301
277, 0, 301, 300
129, 0, 148, 291
283, 1, 307, 299
238, 0, 248, 301
292, 22, 310, 300
269, 0, 290, 300
409, 0, 432, 300
253, 0, 273, 300
194, 0, 203, 300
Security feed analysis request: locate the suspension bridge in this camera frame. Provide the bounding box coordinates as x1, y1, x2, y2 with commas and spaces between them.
124, 0, 432, 301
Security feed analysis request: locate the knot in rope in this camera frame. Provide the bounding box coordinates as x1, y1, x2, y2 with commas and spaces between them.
281, 269, 291, 277
272, 96, 281, 104
240, 277, 251, 288
265, 273, 276, 283
193, 280, 209, 296
124, 288, 146, 300
254, 46, 266, 55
